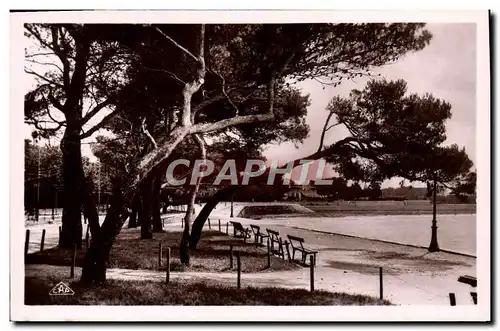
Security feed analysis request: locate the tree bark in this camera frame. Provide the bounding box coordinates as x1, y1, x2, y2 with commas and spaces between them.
190, 186, 240, 249
152, 175, 164, 232
139, 179, 153, 239
59, 125, 85, 249
180, 134, 205, 264
81, 185, 128, 284
128, 196, 140, 228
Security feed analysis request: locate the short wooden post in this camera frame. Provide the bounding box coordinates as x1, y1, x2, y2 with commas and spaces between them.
166, 247, 171, 284
449, 293, 456, 306
40, 229, 46, 252
236, 251, 241, 289
70, 244, 77, 278
218, 219, 221, 232
229, 244, 234, 269
208, 218, 211, 230
379, 267, 383, 300
310, 255, 314, 292
58, 226, 62, 240
24, 229, 30, 257
158, 242, 163, 268
181, 217, 184, 229
471, 292, 477, 305
267, 238, 271, 269
226, 222, 229, 234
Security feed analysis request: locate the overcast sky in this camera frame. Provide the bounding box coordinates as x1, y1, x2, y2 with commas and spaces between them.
25, 23, 477, 188
265, 23, 477, 187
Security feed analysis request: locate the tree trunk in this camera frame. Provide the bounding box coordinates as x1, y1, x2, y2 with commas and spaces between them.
190, 186, 240, 249
139, 179, 153, 239
128, 196, 140, 228
81, 186, 128, 284
152, 176, 163, 232
59, 127, 84, 249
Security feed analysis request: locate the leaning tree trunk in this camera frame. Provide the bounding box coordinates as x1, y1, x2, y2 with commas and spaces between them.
189, 186, 240, 249
59, 125, 85, 249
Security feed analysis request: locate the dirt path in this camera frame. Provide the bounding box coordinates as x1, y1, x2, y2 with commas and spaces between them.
25, 205, 477, 306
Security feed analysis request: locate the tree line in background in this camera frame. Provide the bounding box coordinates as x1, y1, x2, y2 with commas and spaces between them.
24, 23, 475, 284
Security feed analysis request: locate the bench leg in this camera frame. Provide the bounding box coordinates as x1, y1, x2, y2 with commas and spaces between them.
285, 243, 291, 261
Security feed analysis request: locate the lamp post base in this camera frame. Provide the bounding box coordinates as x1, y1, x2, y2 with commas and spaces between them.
428, 224, 440, 252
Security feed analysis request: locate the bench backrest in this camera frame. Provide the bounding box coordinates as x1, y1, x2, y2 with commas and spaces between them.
250, 224, 261, 234
230, 221, 245, 231
287, 235, 305, 249
266, 228, 282, 242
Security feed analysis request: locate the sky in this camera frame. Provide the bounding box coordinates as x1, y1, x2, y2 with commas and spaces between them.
264, 23, 477, 187
24, 23, 477, 189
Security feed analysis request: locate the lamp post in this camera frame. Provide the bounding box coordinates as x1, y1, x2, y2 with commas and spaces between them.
428, 177, 440, 252
35, 138, 41, 223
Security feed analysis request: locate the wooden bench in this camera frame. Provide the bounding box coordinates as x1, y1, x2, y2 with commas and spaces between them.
458, 275, 477, 305
230, 221, 251, 242
458, 275, 477, 287
287, 235, 318, 266
266, 229, 288, 260
250, 224, 269, 246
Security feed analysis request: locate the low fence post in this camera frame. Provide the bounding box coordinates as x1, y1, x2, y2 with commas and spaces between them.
236, 251, 241, 289
208, 218, 211, 230
229, 244, 234, 269
310, 255, 314, 292
449, 293, 456, 306
181, 217, 184, 229
166, 247, 171, 284
24, 229, 30, 257
40, 229, 46, 252
379, 267, 383, 300
218, 219, 221, 232
70, 244, 77, 278
226, 222, 229, 235
158, 242, 163, 268
58, 226, 62, 241
267, 238, 271, 269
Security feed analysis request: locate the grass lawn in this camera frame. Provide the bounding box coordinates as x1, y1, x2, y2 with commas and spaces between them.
25, 269, 390, 306
300, 201, 476, 217
26, 229, 298, 273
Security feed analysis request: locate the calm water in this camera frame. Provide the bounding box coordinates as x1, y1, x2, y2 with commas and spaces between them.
260, 214, 477, 256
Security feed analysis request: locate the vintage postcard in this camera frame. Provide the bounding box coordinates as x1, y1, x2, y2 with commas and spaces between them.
10, 10, 491, 322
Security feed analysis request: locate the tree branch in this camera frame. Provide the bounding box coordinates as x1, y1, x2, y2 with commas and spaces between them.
24, 69, 64, 88
210, 69, 240, 116
154, 27, 200, 63
143, 67, 186, 85
141, 118, 158, 149
79, 110, 118, 139
81, 98, 113, 125
317, 111, 335, 153
25, 59, 64, 74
